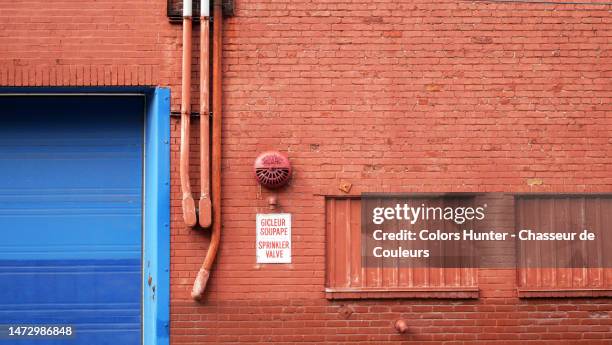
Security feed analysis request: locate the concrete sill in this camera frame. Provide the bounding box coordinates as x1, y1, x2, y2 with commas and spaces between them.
325, 287, 479, 300
518, 288, 612, 298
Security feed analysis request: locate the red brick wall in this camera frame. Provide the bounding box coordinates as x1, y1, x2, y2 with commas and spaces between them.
2, 0, 612, 343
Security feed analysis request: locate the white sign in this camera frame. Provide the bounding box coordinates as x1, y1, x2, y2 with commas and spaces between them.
256, 213, 291, 263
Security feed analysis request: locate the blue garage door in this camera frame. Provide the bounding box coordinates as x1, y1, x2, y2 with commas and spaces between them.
0, 96, 144, 344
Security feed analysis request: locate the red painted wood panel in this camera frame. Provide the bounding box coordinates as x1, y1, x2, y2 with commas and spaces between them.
516, 196, 612, 296
326, 197, 478, 299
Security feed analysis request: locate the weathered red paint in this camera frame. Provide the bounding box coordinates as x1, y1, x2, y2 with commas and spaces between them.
198, 7, 212, 229
191, 0, 223, 301
180, 11, 197, 228
516, 196, 612, 297
1, 0, 611, 343
325, 197, 479, 299
254, 151, 292, 189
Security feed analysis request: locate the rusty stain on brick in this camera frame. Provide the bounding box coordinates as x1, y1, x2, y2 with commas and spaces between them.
427, 138, 445, 144
362, 16, 384, 24
338, 181, 352, 193
383, 31, 402, 38
552, 83, 564, 92
363, 164, 380, 172
425, 84, 442, 92
471, 36, 493, 44
12, 59, 27, 66
338, 305, 353, 319
482, 144, 501, 151
527, 178, 543, 186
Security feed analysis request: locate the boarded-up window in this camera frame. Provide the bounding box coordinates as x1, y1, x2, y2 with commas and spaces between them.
516, 195, 612, 297
325, 197, 478, 299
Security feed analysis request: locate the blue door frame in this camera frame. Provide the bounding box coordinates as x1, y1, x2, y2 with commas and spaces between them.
0, 87, 171, 345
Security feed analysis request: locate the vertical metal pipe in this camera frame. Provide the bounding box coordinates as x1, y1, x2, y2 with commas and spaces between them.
198, 0, 212, 229
192, 0, 222, 300
180, 1, 197, 227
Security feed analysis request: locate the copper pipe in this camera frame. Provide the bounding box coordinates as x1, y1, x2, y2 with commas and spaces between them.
191, 0, 222, 301
180, 7, 197, 228
198, 3, 212, 229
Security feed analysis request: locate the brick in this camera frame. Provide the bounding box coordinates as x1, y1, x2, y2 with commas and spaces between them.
2, 0, 612, 343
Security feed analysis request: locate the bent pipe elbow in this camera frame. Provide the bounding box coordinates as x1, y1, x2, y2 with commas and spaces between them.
191, 0, 223, 301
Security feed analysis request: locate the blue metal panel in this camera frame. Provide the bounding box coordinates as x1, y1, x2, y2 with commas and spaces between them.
0, 95, 144, 344
143, 88, 171, 345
